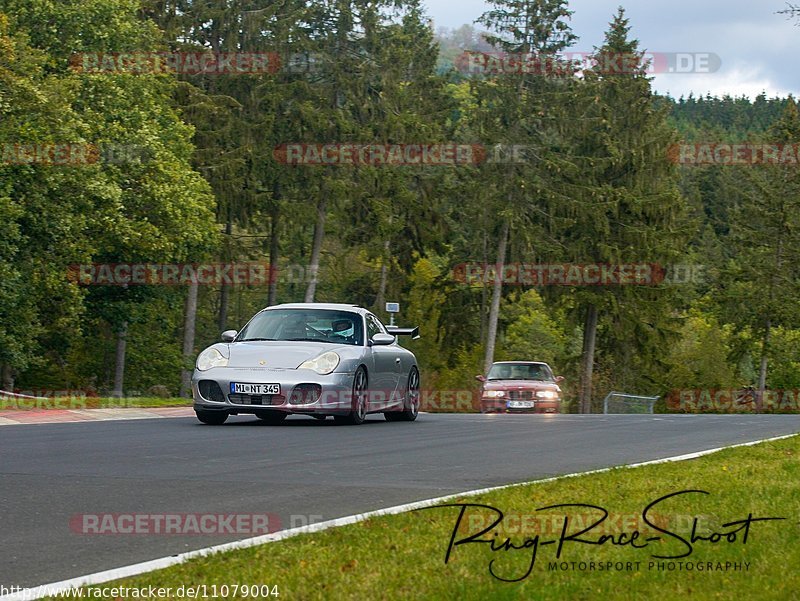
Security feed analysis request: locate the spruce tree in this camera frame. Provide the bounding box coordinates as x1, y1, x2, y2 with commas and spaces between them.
556, 8, 690, 412
473, 0, 578, 374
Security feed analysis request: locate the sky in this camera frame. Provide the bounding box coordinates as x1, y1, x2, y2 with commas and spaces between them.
422, 0, 800, 99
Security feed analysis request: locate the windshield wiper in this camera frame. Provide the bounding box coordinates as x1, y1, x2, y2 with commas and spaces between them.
238, 338, 278, 342
284, 337, 328, 342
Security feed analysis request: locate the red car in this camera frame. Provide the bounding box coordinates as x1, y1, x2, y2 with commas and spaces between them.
477, 361, 564, 414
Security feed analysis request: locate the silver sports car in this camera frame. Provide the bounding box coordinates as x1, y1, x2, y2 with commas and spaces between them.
191, 303, 420, 425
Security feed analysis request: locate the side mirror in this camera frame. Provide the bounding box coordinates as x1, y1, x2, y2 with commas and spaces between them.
555, 375, 565, 383
221, 330, 238, 342
475, 375, 486, 382
371, 333, 396, 346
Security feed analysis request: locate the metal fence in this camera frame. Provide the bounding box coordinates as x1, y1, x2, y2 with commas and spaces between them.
603, 391, 660, 414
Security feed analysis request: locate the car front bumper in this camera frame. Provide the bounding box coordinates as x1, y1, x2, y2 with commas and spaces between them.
192, 367, 356, 415
480, 398, 560, 414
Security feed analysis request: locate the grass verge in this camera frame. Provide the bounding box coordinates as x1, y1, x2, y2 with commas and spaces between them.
46, 435, 800, 600
0, 397, 191, 410
81, 397, 191, 409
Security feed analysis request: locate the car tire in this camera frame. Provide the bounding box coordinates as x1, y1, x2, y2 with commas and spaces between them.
255, 410, 287, 425
336, 367, 368, 425
385, 367, 419, 422
195, 410, 228, 425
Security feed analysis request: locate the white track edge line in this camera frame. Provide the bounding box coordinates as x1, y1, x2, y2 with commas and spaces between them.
3, 431, 797, 600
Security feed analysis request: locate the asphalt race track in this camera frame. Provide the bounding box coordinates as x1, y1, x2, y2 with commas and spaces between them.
3, 413, 800, 588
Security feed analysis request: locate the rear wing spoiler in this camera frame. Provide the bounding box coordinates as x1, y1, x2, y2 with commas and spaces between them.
386, 325, 420, 340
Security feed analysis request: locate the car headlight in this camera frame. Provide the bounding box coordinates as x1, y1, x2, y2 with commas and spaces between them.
536, 390, 558, 399
299, 351, 340, 375
484, 390, 506, 398
196, 348, 228, 371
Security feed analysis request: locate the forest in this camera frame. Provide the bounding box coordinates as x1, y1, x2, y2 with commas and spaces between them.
1, 0, 799, 413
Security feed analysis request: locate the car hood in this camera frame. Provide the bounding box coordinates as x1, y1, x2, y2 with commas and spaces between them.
225, 341, 351, 369
483, 380, 560, 392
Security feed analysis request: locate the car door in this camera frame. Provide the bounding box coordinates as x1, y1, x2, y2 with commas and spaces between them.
365, 313, 401, 410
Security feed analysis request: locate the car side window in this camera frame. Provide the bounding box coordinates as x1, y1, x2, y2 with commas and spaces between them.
365, 315, 382, 341
371, 314, 389, 334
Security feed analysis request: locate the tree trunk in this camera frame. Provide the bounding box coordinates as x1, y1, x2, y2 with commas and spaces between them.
304, 197, 328, 303
180, 277, 199, 398
112, 322, 128, 398
483, 218, 509, 375
375, 239, 391, 311
579, 304, 598, 414
218, 221, 232, 331
756, 226, 783, 413
756, 318, 771, 413
267, 202, 280, 307
1, 364, 14, 391
480, 231, 488, 344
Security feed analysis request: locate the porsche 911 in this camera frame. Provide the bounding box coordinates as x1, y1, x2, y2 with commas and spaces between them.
191, 303, 420, 425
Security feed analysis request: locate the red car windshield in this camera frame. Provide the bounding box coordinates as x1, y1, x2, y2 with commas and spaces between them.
487, 363, 553, 381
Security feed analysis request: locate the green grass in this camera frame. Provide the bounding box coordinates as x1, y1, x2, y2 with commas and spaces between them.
0, 397, 190, 410
83, 397, 191, 409
47, 436, 800, 600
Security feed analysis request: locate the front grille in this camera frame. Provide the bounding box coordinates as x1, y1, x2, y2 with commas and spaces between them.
198, 380, 225, 403
507, 390, 535, 401
228, 394, 280, 406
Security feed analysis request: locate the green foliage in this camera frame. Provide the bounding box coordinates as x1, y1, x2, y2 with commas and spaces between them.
2, 1, 797, 411
498, 289, 566, 366
403, 257, 446, 375
478, 0, 577, 54
669, 93, 791, 139
433, 344, 484, 394
765, 328, 800, 390
662, 310, 737, 389
1, 2, 217, 391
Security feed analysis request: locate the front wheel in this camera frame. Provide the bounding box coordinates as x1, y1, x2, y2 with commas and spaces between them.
385, 367, 419, 422
335, 367, 368, 425
195, 410, 228, 425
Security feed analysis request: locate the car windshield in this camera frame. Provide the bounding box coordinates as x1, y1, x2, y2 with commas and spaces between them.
236, 309, 363, 346
487, 363, 553, 381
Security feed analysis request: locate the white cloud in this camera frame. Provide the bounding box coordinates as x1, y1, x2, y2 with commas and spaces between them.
654, 65, 794, 99
422, 0, 800, 98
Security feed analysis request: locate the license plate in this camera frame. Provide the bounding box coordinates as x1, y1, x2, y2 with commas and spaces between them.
231, 382, 280, 395
508, 400, 535, 409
